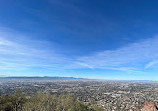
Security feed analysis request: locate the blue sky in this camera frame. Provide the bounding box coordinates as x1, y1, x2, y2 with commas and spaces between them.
0, 0, 158, 80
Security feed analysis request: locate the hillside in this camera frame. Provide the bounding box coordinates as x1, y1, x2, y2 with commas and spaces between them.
0, 92, 103, 111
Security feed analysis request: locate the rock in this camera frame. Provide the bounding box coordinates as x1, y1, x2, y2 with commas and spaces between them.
141, 102, 158, 111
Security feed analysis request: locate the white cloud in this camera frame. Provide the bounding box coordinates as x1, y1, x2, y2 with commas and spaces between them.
73, 36, 158, 72
1, 27, 158, 74
145, 60, 158, 68
0, 29, 72, 70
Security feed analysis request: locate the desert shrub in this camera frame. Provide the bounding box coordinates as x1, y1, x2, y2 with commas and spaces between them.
0, 92, 101, 111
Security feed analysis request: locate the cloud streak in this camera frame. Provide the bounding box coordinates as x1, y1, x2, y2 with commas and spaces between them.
0, 28, 72, 70
145, 60, 158, 68
73, 36, 158, 72
1, 27, 158, 74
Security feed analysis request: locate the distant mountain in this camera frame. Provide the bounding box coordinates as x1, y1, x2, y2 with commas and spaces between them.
0, 76, 88, 80
0, 75, 7, 77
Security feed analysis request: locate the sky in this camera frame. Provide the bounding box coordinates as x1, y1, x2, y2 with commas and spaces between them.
0, 0, 158, 80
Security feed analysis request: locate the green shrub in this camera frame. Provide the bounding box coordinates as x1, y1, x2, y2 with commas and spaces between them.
0, 92, 102, 111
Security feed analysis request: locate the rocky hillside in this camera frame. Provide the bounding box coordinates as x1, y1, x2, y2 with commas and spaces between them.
134, 102, 158, 111
141, 102, 158, 111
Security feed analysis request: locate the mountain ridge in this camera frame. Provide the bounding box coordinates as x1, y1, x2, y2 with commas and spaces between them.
0, 76, 88, 80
